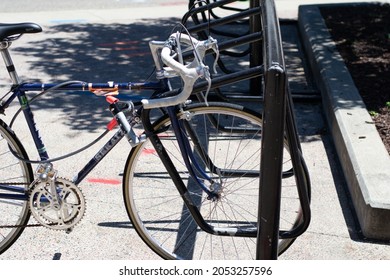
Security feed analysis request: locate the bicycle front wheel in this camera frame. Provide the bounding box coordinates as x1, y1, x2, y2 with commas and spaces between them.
123, 102, 306, 259
0, 120, 33, 255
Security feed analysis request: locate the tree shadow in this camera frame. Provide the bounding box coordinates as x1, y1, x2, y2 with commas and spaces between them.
320, 3, 390, 112
8, 15, 321, 137
11, 18, 181, 132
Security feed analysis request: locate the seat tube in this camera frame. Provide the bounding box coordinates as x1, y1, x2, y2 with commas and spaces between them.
17, 89, 49, 161
1, 42, 49, 160
0, 43, 21, 85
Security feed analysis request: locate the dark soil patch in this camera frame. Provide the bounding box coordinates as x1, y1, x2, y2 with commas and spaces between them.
321, 3, 390, 155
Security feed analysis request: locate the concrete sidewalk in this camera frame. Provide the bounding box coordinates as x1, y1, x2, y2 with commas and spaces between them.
275, 0, 390, 18
0, 0, 389, 260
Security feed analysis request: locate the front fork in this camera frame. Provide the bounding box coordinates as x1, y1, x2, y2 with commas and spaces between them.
166, 106, 219, 200
141, 106, 255, 237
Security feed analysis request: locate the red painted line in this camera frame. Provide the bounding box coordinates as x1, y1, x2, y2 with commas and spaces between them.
159, 133, 171, 137
142, 148, 156, 154
98, 41, 140, 47
113, 47, 140, 51
87, 178, 121, 185
123, 52, 151, 57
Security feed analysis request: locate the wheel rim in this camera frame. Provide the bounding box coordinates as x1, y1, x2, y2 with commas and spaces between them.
124, 104, 305, 259
0, 124, 32, 254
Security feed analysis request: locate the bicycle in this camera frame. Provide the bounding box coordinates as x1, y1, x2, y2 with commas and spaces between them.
0, 18, 309, 259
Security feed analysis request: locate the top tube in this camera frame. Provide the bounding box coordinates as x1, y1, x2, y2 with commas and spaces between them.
17, 81, 164, 92
0, 79, 168, 116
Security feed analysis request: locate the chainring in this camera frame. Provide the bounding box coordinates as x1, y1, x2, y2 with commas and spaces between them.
29, 177, 86, 231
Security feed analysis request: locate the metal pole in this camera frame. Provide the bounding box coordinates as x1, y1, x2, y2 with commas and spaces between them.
249, 0, 262, 95
256, 0, 286, 260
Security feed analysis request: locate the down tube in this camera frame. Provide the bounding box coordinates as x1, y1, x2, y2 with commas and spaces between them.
73, 129, 125, 185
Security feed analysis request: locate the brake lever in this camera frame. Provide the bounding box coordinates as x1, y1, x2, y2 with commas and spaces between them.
204, 36, 219, 74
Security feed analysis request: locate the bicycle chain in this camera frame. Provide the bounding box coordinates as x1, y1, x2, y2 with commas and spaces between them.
0, 223, 43, 229
0, 182, 36, 228
1, 179, 86, 231
0, 182, 30, 185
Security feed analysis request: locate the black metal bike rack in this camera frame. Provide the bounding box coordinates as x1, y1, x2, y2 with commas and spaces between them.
184, 0, 263, 100
257, 0, 311, 260
256, 0, 285, 259
184, 0, 311, 259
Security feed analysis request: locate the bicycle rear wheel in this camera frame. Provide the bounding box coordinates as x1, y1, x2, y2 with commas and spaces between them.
123, 102, 308, 259
0, 120, 33, 254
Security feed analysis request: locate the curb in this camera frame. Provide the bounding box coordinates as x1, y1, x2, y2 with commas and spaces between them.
298, 3, 390, 240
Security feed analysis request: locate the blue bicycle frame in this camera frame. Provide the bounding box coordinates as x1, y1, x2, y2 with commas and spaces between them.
0, 80, 166, 197
0, 77, 220, 201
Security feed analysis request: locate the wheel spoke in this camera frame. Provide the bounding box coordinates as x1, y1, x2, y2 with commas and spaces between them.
0, 121, 32, 254
123, 103, 308, 259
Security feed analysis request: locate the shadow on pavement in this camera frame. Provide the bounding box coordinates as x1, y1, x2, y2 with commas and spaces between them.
11, 18, 180, 132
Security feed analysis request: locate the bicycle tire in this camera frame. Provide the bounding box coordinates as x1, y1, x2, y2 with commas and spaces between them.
123, 102, 308, 259
0, 119, 33, 255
